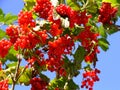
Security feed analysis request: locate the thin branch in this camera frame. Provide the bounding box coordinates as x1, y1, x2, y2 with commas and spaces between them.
11, 57, 21, 90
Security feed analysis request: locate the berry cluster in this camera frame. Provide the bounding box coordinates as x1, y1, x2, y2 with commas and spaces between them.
56, 4, 91, 28
6, 25, 19, 43
18, 11, 35, 27
81, 69, 100, 90
49, 23, 63, 37
33, 0, 53, 19
77, 26, 99, 62
30, 77, 48, 90
47, 35, 74, 72
98, 2, 118, 24
0, 39, 12, 58
0, 79, 9, 90
14, 30, 48, 50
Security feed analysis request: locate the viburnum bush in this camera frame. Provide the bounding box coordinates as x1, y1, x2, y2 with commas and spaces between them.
0, 0, 120, 90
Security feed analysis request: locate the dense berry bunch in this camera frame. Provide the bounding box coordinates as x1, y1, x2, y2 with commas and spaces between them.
0, 39, 12, 58
98, 2, 118, 24
6, 25, 19, 43
13, 29, 48, 50
56, 4, 91, 28
30, 77, 48, 90
47, 35, 74, 71
81, 69, 100, 90
77, 26, 99, 62
34, 0, 53, 19
18, 11, 35, 27
0, 79, 9, 90
49, 23, 63, 36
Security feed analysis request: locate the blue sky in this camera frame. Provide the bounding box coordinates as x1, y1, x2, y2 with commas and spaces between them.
0, 0, 120, 90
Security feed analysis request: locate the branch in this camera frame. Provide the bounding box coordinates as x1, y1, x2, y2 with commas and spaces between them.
11, 57, 21, 90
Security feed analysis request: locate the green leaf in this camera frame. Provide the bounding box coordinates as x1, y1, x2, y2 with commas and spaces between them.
98, 38, 110, 51
39, 73, 50, 83
98, 25, 107, 38
0, 70, 7, 80
18, 68, 32, 85
7, 62, 17, 68
23, 0, 36, 11
0, 29, 9, 40
104, 24, 119, 35
66, 79, 79, 90
66, 0, 80, 11
6, 47, 18, 61
102, 0, 118, 6
72, 25, 84, 36
74, 46, 86, 64
4, 13, 18, 25
0, 8, 4, 22
86, 0, 98, 14
48, 77, 67, 90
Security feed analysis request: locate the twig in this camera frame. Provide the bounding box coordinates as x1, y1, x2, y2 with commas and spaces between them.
11, 57, 21, 90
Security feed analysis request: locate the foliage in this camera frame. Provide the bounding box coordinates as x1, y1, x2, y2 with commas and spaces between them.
0, 0, 120, 90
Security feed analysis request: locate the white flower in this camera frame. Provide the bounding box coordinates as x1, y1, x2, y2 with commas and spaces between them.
51, 0, 59, 7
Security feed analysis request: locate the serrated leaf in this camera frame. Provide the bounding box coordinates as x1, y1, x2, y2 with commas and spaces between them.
4, 13, 18, 25
98, 25, 107, 38
98, 38, 110, 51
66, 0, 80, 11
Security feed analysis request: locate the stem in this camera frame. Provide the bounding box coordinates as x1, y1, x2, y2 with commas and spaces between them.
59, 0, 64, 4
11, 58, 21, 90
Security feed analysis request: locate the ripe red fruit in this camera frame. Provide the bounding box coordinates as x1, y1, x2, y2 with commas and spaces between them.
98, 2, 118, 24
0, 39, 12, 58
33, 0, 53, 19
81, 69, 100, 90
0, 79, 9, 90
30, 77, 48, 90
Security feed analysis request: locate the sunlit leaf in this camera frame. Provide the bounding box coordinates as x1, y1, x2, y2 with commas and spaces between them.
98, 38, 110, 51
66, 0, 80, 11
98, 25, 107, 38
0, 29, 9, 40
4, 13, 18, 25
